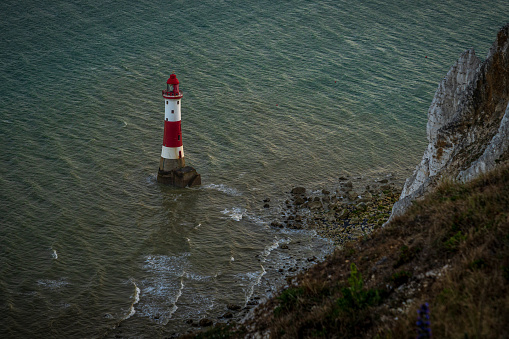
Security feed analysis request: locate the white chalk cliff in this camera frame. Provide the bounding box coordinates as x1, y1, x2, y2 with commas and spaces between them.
390, 23, 509, 220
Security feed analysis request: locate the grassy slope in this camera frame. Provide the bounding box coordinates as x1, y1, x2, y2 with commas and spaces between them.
191, 161, 509, 338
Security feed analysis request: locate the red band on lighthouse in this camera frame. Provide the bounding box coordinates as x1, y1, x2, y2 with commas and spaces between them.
163, 121, 183, 147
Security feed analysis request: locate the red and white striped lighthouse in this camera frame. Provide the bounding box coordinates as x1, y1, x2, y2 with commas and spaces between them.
157, 74, 201, 187
160, 74, 185, 171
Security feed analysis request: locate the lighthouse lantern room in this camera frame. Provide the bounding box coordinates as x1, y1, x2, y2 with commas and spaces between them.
157, 74, 201, 187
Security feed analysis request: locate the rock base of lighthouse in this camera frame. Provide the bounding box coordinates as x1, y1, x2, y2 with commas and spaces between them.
159, 157, 186, 172
157, 166, 201, 188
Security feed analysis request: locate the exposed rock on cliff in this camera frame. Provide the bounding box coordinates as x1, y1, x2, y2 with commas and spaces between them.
390, 23, 509, 219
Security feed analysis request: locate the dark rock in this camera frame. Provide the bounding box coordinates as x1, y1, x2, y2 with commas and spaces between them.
227, 304, 242, 311
308, 201, 322, 210
157, 166, 201, 188
263, 198, 270, 202
281, 244, 289, 249
247, 300, 259, 305
222, 312, 233, 319
344, 181, 353, 188
380, 178, 389, 183
294, 215, 302, 222
314, 197, 321, 202
322, 189, 330, 195
291, 187, 306, 194
185, 319, 193, 324
270, 221, 282, 227
347, 191, 358, 201
295, 197, 305, 205
263, 203, 270, 208
338, 176, 348, 181
199, 318, 213, 327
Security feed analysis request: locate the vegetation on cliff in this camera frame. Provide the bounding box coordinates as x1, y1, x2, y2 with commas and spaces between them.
189, 161, 509, 338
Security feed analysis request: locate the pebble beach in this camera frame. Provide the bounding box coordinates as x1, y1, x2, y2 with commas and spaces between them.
270, 173, 406, 246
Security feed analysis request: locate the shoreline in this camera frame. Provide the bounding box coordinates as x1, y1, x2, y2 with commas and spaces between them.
177, 172, 406, 337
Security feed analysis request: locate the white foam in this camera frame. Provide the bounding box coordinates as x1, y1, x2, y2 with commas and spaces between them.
51, 248, 58, 259
171, 278, 184, 316
246, 214, 267, 225
260, 236, 290, 260
184, 272, 212, 281
123, 280, 141, 320
137, 254, 189, 324
230, 256, 235, 262
221, 207, 245, 221
37, 279, 69, 289
204, 183, 242, 196
233, 266, 267, 305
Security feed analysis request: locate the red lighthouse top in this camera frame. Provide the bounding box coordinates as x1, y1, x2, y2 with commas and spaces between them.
166, 74, 179, 85
163, 74, 182, 99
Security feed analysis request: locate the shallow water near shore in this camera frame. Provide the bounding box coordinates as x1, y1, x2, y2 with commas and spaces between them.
1, 0, 508, 337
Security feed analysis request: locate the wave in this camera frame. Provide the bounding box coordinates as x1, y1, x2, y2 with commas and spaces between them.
137, 254, 189, 324
233, 266, 267, 306
168, 278, 184, 321
184, 272, 212, 281
221, 207, 245, 221
36, 279, 69, 289
260, 236, 290, 260
204, 183, 242, 196
123, 280, 141, 320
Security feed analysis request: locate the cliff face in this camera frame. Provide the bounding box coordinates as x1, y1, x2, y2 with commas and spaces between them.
391, 23, 509, 219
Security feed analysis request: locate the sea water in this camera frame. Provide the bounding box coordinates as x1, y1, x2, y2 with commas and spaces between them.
1, 0, 507, 337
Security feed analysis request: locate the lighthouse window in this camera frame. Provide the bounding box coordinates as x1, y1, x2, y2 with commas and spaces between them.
178, 135, 180, 140
177, 101, 179, 105
171, 110, 174, 113
166, 101, 168, 104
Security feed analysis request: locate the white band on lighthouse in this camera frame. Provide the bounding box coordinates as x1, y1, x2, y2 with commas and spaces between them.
165, 100, 181, 122
161, 145, 184, 159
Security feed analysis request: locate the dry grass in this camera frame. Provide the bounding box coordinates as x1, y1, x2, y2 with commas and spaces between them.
189, 162, 509, 338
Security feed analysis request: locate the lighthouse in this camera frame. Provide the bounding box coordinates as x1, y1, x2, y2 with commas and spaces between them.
157, 74, 201, 187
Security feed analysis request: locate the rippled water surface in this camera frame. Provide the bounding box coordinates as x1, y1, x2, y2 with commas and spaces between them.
1, 0, 507, 337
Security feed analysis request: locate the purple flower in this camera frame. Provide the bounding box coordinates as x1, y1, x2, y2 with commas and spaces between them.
416, 302, 431, 338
